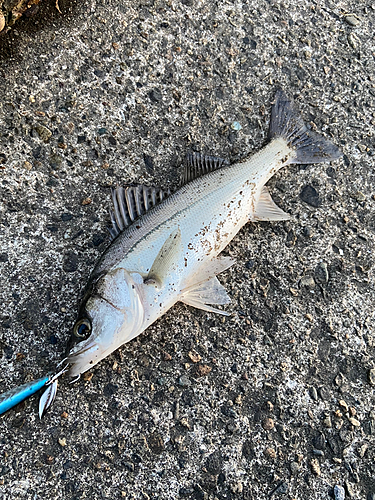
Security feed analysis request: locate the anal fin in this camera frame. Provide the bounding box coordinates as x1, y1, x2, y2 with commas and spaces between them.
252, 186, 290, 222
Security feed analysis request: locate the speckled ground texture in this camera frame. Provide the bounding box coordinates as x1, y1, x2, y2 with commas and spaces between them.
0, 1, 375, 499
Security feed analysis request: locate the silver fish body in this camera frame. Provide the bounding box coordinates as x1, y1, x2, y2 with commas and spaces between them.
67, 91, 342, 378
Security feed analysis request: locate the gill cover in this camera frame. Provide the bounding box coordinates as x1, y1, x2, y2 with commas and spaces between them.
67, 268, 145, 377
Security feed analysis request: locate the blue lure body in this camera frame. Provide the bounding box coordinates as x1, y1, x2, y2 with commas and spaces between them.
0, 375, 50, 415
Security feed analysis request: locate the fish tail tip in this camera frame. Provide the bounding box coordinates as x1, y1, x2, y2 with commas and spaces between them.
269, 90, 342, 164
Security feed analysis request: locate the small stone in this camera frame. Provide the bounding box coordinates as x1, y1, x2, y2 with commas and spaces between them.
310, 458, 321, 476
290, 462, 300, 474
345, 14, 361, 26
273, 482, 288, 495
195, 364, 212, 377
0, 253, 9, 262
348, 417, 360, 427
313, 449, 324, 456
309, 387, 318, 401
349, 407, 356, 417
147, 432, 165, 454
35, 125, 52, 142
300, 276, 315, 289
178, 375, 191, 387
348, 33, 359, 50
315, 262, 329, 284
357, 443, 368, 458
24, 161, 32, 170
231, 481, 243, 494
345, 481, 355, 498
61, 411, 68, 418
334, 485, 345, 500
262, 417, 274, 430
300, 185, 321, 208
231, 121, 242, 131
149, 88, 162, 102
82, 197, 92, 205
264, 447, 276, 459
323, 414, 332, 428
58, 437, 67, 447
188, 351, 201, 363
63, 252, 78, 273
339, 400, 349, 412
266, 401, 274, 412
0, 13, 5, 32
368, 369, 375, 386
353, 191, 366, 202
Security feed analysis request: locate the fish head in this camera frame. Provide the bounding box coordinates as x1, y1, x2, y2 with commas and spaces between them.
67, 268, 145, 378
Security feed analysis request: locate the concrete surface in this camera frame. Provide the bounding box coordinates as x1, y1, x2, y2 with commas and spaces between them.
0, 1, 375, 499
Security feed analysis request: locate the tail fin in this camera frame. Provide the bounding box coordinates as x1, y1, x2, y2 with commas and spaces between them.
269, 90, 342, 164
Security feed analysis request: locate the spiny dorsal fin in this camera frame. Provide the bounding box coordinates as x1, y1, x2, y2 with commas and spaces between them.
181, 152, 230, 185
109, 184, 170, 240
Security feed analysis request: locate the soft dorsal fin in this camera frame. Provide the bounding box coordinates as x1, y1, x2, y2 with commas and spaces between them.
181, 152, 230, 185
109, 184, 171, 240
252, 186, 290, 222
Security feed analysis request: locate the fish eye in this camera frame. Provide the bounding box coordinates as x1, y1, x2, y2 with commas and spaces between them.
73, 318, 92, 339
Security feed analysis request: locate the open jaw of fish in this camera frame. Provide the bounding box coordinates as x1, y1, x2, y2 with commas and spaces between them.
0, 91, 342, 417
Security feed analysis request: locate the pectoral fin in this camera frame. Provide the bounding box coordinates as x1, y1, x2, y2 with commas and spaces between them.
252, 186, 290, 222
147, 228, 182, 285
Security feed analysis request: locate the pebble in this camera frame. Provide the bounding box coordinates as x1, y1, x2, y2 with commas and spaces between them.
290, 462, 300, 474
58, 437, 67, 447
188, 351, 201, 363
0, 13, 5, 32
310, 458, 321, 476
231, 121, 242, 131
272, 482, 288, 496
149, 88, 162, 102
345, 14, 361, 26
35, 125, 52, 142
368, 369, 375, 386
300, 276, 315, 289
315, 262, 329, 284
178, 375, 191, 387
262, 417, 274, 430
63, 252, 79, 273
300, 185, 321, 208
334, 485, 345, 500
195, 364, 212, 377
309, 387, 318, 401
264, 447, 276, 459
323, 414, 332, 428
348, 33, 359, 50
348, 417, 360, 427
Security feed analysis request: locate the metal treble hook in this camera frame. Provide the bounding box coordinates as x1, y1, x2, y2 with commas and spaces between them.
39, 363, 70, 419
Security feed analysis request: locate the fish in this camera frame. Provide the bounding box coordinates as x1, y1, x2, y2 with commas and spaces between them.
0, 90, 342, 416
